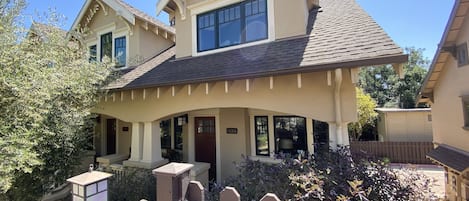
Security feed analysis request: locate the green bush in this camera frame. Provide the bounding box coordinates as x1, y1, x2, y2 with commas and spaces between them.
107, 167, 156, 201
207, 148, 435, 201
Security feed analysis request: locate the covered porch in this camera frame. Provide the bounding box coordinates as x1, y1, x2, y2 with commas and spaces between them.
92, 69, 358, 182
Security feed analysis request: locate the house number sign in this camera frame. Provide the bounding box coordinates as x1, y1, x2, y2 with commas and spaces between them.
226, 128, 238, 134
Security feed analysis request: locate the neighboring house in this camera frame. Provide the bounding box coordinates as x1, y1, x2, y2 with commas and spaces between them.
418, 0, 469, 200
376, 108, 432, 142
77, 0, 407, 182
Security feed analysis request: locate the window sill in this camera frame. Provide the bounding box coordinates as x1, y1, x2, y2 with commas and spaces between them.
248, 156, 282, 164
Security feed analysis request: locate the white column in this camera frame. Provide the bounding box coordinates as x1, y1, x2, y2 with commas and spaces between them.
129, 122, 144, 161
142, 121, 163, 164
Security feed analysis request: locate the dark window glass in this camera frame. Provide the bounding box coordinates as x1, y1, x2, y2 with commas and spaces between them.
218, 6, 241, 47
255, 116, 269, 156
114, 36, 126, 67
100, 32, 112, 61
160, 119, 171, 149
174, 117, 184, 150
274, 116, 307, 155
197, 0, 267, 52
89, 45, 97, 62
457, 43, 468, 67
198, 13, 216, 51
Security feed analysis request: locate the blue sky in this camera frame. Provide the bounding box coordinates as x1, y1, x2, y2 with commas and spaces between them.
23, 0, 454, 61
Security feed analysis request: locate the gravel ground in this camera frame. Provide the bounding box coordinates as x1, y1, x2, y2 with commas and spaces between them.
390, 163, 445, 200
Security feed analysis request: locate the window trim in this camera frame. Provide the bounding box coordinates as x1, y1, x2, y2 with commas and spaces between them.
191, 0, 275, 57
254, 116, 270, 156
94, 26, 129, 69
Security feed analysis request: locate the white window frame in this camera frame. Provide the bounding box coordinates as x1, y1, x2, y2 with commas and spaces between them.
93, 24, 130, 69
190, 0, 276, 57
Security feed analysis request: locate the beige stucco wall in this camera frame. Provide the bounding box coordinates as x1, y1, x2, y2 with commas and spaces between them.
377, 111, 433, 142
219, 108, 249, 179
274, 0, 308, 40
431, 14, 469, 152
174, 0, 309, 58
94, 70, 357, 124
117, 120, 132, 156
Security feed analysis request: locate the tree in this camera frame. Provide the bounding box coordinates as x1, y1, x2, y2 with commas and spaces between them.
358, 47, 429, 108
0, 0, 112, 199
349, 88, 378, 140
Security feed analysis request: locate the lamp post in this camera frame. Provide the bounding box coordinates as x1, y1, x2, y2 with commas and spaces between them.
67, 165, 113, 201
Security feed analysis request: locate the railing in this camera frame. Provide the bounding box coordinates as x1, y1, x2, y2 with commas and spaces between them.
350, 141, 434, 164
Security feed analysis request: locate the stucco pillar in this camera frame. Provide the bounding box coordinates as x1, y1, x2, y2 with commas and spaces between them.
328, 123, 337, 150
142, 121, 164, 165
306, 118, 314, 154
129, 122, 144, 161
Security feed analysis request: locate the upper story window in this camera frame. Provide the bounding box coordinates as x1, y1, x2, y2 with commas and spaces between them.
89, 45, 97, 62
457, 42, 468, 67
462, 96, 469, 129
114, 36, 126, 67
100, 32, 112, 61
197, 0, 267, 52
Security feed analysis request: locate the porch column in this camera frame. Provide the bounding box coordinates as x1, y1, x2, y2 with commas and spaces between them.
332, 68, 350, 148
129, 122, 144, 161
328, 123, 337, 150
141, 121, 164, 165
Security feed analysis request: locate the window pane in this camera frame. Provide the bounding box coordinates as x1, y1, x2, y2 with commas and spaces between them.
174, 117, 183, 150
255, 116, 269, 156
89, 45, 97, 62
100, 32, 112, 61
218, 6, 241, 47
114, 36, 126, 67
198, 13, 216, 51
245, 13, 267, 42
160, 119, 171, 149
274, 117, 307, 155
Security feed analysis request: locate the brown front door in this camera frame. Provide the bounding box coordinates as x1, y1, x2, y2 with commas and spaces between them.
106, 119, 116, 155
195, 117, 216, 181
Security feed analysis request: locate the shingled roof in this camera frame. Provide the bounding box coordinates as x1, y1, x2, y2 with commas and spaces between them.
427, 144, 469, 172
109, 0, 407, 91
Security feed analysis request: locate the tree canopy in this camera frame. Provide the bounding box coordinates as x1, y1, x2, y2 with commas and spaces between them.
358, 47, 429, 108
0, 0, 112, 199
348, 88, 378, 140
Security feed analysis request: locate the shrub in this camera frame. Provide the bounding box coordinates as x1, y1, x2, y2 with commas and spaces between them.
106, 167, 156, 201
208, 148, 435, 201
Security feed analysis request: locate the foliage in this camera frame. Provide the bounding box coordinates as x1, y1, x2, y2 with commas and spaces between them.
107, 167, 156, 201
0, 0, 113, 199
348, 88, 378, 140
358, 47, 429, 108
208, 149, 435, 201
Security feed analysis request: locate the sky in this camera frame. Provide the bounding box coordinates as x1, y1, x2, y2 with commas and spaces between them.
23, 0, 454, 62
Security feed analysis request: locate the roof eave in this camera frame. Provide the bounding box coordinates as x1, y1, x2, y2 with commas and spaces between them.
110, 53, 408, 92
418, 0, 464, 103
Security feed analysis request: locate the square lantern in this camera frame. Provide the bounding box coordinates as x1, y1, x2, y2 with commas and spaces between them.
67, 170, 113, 201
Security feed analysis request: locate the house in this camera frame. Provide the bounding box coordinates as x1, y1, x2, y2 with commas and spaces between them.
418, 0, 469, 200
75, 0, 407, 182
376, 108, 432, 142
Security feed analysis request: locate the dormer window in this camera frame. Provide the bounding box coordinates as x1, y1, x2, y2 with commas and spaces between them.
100, 32, 112, 61
197, 0, 267, 52
114, 36, 126, 67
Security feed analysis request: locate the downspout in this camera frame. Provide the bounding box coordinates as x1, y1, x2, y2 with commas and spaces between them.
334, 68, 343, 147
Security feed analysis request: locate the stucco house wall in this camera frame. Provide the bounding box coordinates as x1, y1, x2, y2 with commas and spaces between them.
376, 108, 432, 142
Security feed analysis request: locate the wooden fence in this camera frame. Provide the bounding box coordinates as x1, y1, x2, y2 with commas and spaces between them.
186, 181, 280, 201
349, 141, 434, 164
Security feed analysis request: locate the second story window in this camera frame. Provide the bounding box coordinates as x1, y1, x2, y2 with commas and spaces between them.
457, 42, 468, 67
89, 45, 97, 62
197, 0, 267, 52
100, 32, 112, 61
114, 36, 126, 68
